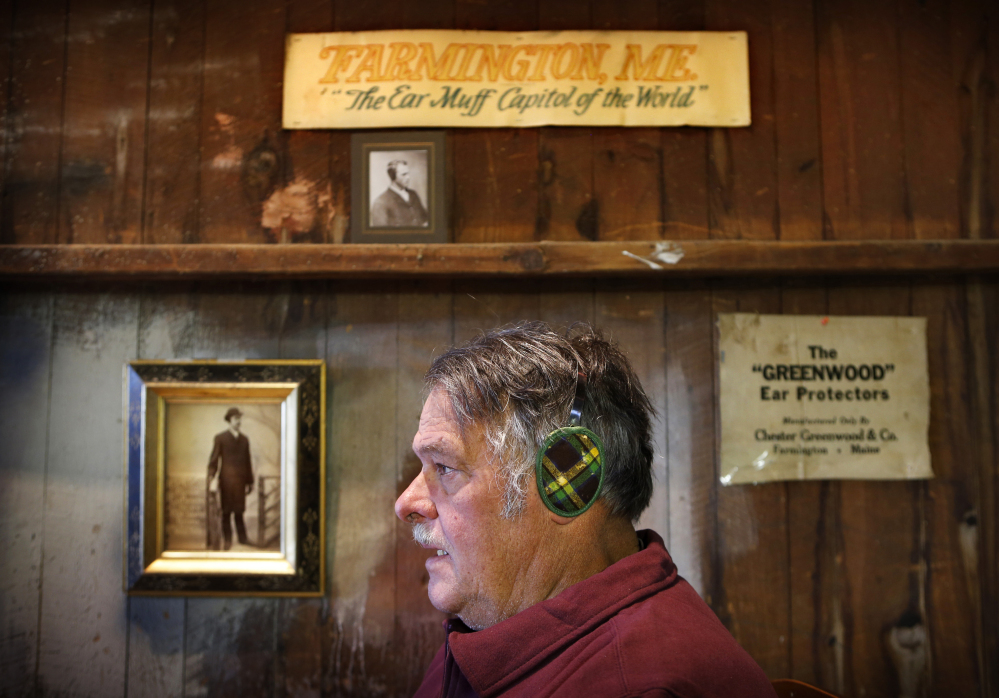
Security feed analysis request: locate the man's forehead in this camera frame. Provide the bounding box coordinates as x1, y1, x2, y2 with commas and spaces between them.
413, 390, 489, 462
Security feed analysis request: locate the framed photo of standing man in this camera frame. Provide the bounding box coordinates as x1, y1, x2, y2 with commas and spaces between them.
123, 360, 325, 596
350, 130, 447, 244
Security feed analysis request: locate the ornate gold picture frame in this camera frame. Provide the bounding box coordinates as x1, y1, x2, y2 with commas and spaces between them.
123, 360, 325, 596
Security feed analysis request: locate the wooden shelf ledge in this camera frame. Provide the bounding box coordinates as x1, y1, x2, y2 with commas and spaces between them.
2, 240, 998, 279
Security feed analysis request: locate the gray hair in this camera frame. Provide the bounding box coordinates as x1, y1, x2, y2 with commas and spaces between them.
425, 321, 655, 520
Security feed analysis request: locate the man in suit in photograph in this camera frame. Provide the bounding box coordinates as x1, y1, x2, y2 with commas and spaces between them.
207, 407, 255, 550
370, 159, 429, 228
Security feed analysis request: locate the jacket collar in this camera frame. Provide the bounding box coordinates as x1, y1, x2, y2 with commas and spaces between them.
447, 530, 677, 697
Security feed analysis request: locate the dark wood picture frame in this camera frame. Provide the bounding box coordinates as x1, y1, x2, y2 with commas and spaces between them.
350, 130, 447, 244
123, 360, 326, 596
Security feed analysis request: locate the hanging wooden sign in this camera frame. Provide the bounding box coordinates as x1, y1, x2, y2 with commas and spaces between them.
283, 30, 750, 129
718, 314, 932, 484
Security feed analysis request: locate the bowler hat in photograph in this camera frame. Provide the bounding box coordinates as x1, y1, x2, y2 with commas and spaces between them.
224, 407, 243, 422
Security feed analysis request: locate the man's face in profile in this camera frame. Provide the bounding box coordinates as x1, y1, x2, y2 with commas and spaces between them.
393, 163, 411, 190
227, 415, 241, 432
396, 390, 550, 630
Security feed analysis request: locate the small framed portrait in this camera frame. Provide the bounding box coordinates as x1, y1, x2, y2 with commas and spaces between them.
350, 130, 447, 244
123, 360, 325, 596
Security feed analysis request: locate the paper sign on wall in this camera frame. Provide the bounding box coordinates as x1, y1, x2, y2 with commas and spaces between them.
283, 30, 750, 129
718, 314, 932, 484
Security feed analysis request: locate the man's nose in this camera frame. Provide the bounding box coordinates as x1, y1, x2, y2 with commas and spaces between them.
395, 470, 437, 523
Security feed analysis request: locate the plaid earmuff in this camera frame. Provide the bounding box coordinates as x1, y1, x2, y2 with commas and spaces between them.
536, 426, 604, 516
535, 371, 604, 516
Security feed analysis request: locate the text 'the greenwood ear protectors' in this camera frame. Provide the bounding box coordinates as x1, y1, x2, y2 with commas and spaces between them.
535, 371, 605, 517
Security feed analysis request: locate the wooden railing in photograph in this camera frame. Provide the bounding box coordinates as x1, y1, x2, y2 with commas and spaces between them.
257, 475, 280, 549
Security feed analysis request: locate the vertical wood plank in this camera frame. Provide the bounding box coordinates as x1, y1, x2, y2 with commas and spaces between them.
143, 0, 205, 244
58, 0, 151, 244
712, 285, 790, 677
594, 283, 669, 548
453, 2, 538, 243
826, 283, 918, 697
900, 0, 962, 240
778, 283, 828, 687
1, 0, 68, 243
394, 282, 453, 696
184, 598, 276, 697
452, 282, 541, 342
658, 0, 709, 240
322, 286, 400, 697
199, 0, 286, 243
126, 288, 201, 698
770, 0, 823, 241
0, 2, 10, 228
537, 2, 594, 242
283, 1, 334, 245
181, 286, 284, 697
593, 0, 663, 242
37, 292, 138, 695
0, 293, 52, 697
913, 281, 980, 697
706, 0, 779, 240
816, 0, 908, 240
537, 280, 596, 331
272, 282, 328, 698
664, 283, 715, 597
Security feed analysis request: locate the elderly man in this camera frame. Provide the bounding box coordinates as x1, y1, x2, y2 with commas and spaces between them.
370, 159, 429, 228
396, 322, 775, 698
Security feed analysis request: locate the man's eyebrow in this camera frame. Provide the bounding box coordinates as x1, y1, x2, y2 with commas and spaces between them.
414, 439, 457, 460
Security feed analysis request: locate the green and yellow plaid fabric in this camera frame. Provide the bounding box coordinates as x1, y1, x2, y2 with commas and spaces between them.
537, 427, 604, 516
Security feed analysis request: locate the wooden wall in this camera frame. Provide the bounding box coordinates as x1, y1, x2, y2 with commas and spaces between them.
1, 1, 998, 697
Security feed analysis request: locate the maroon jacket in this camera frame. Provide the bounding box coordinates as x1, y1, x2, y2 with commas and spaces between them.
413, 530, 776, 698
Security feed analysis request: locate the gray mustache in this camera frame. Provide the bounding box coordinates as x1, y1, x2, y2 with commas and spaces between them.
412, 523, 447, 551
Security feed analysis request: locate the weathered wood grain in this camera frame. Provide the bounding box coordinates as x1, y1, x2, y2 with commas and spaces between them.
5, 240, 999, 279
664, 283, 715, 598
537, 279, 596, 330
966, 275, 998, 698
0, 293, 52, 697
125, 289, 203, 698
37, 293, 138, 695
900, 0, 962, 242
394, 281, 453, 696
143, 0, 205, 244
816, 0, 907, 240
453, 281, 541, 340
184, 598, 276, 697
271, 281, 328, 698
199, 0, 286, 243
771, 0, 822, 241
282, 1, 334, 245
58, 0, 150, 244
592, 0, 662, 242
913, 281, 980, 696
180, 287, 283, 696
322, 288, 400, 697
536, 3, 594, 242
453, 2, 538, 243
712, 285, 790, 678
595, 283, 669, 547
1, 0, 68, 244
706, 0, 779, 241
657, 0, 710, 240
827, 283, 918, 697
779, 282, 828, 686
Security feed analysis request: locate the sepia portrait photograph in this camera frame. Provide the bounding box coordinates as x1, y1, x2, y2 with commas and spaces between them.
164, 401, 282, 553
368, 149, 430, 229
124, 358, 327, 595
350, 130, 446, 244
